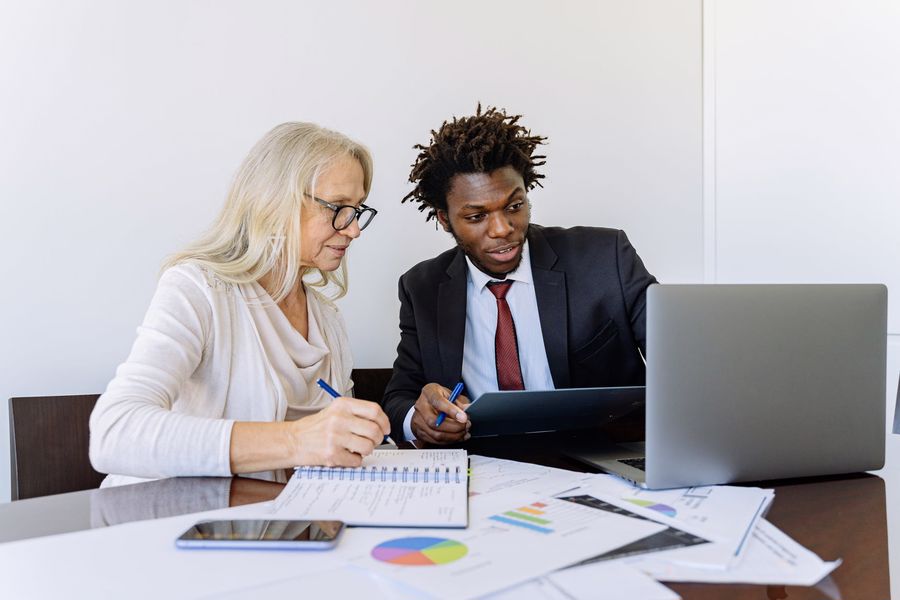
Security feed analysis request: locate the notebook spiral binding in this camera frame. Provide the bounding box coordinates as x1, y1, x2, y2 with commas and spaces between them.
295, 465, 462, 484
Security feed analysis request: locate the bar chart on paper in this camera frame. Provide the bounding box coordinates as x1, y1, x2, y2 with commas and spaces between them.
489, 501, 555, 533
487, 498, 604, 535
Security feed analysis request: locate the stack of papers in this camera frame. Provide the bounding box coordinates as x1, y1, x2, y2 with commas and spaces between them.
468, 456, 840, 592
634, 519, 841, 586
572, 472, 773, 568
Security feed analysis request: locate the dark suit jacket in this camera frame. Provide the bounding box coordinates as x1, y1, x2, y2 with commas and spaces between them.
381, 224, 658, 437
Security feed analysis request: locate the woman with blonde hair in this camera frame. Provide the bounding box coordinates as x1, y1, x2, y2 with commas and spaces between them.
89, 122, 389, 484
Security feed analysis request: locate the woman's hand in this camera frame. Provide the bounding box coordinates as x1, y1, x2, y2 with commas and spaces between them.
288, 397, 390, 466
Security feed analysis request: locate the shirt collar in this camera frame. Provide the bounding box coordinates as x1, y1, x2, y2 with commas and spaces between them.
465, 240, 533, 291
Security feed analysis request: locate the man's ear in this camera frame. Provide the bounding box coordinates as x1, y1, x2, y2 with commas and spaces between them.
436, 210, 452, 233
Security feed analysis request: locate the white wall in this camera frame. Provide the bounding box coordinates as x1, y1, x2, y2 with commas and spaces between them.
710, 0, 900, 332
0, 1, 703, 502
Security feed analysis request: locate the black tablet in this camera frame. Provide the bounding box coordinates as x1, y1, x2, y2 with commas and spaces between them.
464, 386, 645, 437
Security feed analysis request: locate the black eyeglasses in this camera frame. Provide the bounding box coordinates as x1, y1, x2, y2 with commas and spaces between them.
309, 195, 378, 231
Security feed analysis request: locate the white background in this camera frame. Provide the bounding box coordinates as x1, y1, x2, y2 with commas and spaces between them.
0, 0, 703, 500
0, 0, 897, 538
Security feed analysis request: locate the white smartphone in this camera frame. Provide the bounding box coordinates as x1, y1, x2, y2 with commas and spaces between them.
175, 519, 344, 550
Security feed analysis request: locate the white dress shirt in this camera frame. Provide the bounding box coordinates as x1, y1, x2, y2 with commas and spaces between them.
403, 241, 555, 439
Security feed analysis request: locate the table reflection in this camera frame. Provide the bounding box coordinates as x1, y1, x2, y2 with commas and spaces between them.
89, 470, 289, 528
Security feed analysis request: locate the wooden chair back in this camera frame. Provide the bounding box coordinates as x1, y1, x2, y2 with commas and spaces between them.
8, 394, 106, 501
351, 368, 394, 403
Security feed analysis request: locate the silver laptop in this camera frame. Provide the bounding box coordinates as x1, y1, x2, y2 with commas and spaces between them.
570, 284, 887, 489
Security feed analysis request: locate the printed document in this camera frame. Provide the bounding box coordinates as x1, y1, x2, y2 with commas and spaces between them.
342, 486, 665, 599
576, 473, 774, 568
632, 518, 840, 586
468, 455, 584, 497
488, 563, 681, 600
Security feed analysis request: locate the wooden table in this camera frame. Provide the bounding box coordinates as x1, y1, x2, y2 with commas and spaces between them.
0, 433, 894, 599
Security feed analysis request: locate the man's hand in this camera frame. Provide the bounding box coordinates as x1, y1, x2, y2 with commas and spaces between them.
411, 383, 472, 444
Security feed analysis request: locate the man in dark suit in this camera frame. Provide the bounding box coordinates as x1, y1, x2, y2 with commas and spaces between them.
382, 106, 657, 444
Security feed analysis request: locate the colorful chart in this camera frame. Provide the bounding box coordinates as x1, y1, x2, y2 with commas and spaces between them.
489, 501, 554, 534
625, 498, 677, 518
371, 537, 468, 566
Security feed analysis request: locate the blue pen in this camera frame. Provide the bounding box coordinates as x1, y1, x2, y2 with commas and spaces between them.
316, 378, 390, 444
316, 378, 342, 398
435, 382, 465, 428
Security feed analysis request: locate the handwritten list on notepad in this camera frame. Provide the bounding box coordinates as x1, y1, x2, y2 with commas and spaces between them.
269, 449, 469, 527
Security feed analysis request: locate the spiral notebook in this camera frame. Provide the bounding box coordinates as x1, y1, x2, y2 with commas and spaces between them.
269, 449, 469, 527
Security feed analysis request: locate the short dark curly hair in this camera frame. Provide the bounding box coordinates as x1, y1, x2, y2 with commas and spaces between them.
402, 105, 547, 222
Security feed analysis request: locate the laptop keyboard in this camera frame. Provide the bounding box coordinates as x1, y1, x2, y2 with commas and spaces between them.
619, 457, 646, 472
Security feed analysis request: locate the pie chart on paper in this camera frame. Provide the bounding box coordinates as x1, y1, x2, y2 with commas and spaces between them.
371, 537, 468, 566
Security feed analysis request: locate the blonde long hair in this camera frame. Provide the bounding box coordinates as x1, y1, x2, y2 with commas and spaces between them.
164, 122, 373, 302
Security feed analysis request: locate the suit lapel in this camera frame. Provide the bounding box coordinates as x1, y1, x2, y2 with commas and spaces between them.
437, 250, 468, 385
529, 226, 570, 388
